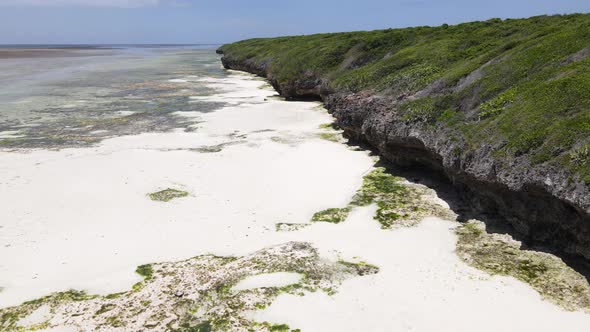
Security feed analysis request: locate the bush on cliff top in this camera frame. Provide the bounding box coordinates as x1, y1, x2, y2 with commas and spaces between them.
219, 14, 590, 182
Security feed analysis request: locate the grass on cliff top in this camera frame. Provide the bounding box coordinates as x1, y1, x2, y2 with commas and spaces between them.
219, 13, 590, 183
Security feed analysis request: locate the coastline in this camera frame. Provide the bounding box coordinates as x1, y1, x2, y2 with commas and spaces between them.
0, 70, 373, 308
0, 64, 590, 331
216, 15, 590, 262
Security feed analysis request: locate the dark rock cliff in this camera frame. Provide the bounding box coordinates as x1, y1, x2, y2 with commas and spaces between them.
218, 48, 590, 261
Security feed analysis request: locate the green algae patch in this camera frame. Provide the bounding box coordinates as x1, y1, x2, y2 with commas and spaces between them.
258, 82, 274, 90
192, 321, 212, 332
318, 121, 344, 143
355, 170, 414, 228
105, 315, 125, 328
136, 264, 154, 280
352, 168, 409, 205
354, 168, 455, 228
148, 188, 189, 202
275, 223, 310, 232
95, 303, 117, 316
1, 290, 97, 331
311, 167, 454, 229
456, 220, 590, 312
338, 260, 380, 276
319, 123, 335, 130
261, 322, 298, 332
318, 132, 342, 142
269, 323, 291, 331
192, 141, 245, 154
311, 207, 351, 224
193, 145, 224, 153
0, 242, 378, 332
317, 121, 344, 143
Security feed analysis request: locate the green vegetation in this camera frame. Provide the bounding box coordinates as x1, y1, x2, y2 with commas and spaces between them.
275, 223, 310, 232
353, 167, 450, 228
352, 168, 409, 205
338, 260, 380, 276
400, 97, 438, 122
456, 221, 590, 311
319, 132, 341, 142
23, 290, 97, 305
129, 264, 154, 294
253, 322, 301, 332
318, 122, 344, 142
191, 321, 212, 332
267, 323, 291, 332
105, 315, 125, 328
104, 292, 124, 299
136, 264, 154, 280
148, 188, 189, 202
309, 167, 451, 229
351, 168, 414, 228
131, 282, 145, 292
571, 144, 590, 166
95, 303, 116, 316
0, 290, 97, 331
311, 207, 351, 223
1, 243, 378, 331
219, 14, 590, 182
478, 88, 517, 119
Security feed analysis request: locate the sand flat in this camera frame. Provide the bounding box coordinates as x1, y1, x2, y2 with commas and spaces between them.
1, 65, 590, 331
252, 209, 590, 332
0, 72, 373, 307
0, 48, 111, 59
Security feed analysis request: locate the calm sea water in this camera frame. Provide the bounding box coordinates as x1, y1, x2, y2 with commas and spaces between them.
0, 45, 228, 148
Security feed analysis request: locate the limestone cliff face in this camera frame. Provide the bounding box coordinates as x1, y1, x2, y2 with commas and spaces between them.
218, 48, 590, 260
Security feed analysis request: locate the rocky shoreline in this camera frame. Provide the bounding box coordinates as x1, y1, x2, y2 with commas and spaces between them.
217, 49, 590, 262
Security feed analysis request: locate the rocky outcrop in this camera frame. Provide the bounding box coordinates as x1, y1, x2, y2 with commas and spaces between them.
219, 50, 590, 261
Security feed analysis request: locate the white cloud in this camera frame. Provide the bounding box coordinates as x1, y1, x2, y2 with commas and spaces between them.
0, 0, 161, 7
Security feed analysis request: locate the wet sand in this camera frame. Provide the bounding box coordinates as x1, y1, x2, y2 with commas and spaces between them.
0, 48, 111, 59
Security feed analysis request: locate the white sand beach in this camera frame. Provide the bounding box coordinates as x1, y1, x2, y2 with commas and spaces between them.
2, 69, 590, 331
0, 71, 373, 307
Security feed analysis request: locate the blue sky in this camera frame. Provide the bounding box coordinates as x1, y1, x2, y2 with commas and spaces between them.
0, 0, 589, 44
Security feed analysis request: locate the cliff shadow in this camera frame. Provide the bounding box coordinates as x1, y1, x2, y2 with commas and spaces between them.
345, 138, 590, 282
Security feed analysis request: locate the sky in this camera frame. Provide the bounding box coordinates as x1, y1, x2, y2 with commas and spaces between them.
0, 0, 589, 44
